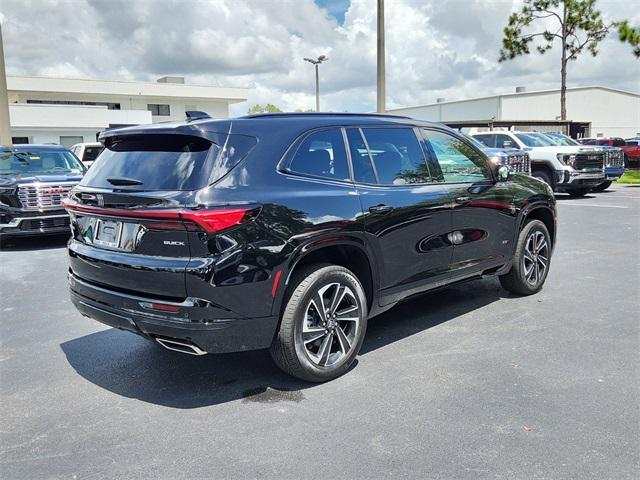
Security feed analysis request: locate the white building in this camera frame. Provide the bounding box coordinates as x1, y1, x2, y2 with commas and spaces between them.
387, 86, 640, 139
7, 75, 248, 146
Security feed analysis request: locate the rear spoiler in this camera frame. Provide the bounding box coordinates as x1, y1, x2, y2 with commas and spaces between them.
98, 119, 233, 147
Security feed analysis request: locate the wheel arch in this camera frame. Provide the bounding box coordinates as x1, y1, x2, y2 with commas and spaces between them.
282, 238, 377, 314
522, 205, 556, 248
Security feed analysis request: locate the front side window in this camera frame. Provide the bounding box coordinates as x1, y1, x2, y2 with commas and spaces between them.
422, 129, 491, 183
472, 134, 494, 148
288, 128, 350, 181
494, 134, 514, 149
360, 127, 430, 185
147, 104, 171, 116
626, 141, 638, 146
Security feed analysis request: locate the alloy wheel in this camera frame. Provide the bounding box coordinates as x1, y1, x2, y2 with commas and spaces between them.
302, 282, 361, 367
522, 230, 549, 287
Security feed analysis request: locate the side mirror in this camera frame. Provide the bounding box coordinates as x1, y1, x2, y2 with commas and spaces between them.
502, 140, 513, 148
497, 165, 512, 182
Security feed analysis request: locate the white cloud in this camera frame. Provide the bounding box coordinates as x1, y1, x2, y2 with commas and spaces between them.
1, 0, 638, 116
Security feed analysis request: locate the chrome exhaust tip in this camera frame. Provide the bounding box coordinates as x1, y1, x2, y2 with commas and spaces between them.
155, 337, 207, 356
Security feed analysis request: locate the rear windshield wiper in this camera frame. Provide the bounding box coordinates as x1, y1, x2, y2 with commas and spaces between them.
107, 177, 143, 186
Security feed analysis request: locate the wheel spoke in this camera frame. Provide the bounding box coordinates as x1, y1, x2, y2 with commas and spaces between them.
316, 332, 333, 366
334, 325, 351, 354
310, 292, 327, 320
538, 254, 548, 268
336, 304, 358, 316
303, 327, 327, 345
328, 285, 347, 316
523, 250, 535, 263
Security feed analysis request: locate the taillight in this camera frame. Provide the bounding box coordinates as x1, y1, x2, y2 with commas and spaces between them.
62, 199, 260, 234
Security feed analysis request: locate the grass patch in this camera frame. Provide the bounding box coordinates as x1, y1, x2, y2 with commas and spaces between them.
615, 169, 640, 184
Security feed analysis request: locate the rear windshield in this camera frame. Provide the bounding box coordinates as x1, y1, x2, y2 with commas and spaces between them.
81, 134, 255, 191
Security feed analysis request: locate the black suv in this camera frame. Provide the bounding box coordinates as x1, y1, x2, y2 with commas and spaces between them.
65, 113, 556, 382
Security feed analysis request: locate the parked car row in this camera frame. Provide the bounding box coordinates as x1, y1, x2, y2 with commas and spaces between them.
470, 130, 625, 196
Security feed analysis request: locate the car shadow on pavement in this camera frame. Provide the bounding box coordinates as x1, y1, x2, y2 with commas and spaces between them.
0, 234, 70, 251
60, 277, 507, 409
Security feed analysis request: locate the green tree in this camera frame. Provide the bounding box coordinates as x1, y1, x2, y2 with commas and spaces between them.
618, 21, 640, 57
499, 0, 615, 120
247, 103, 282, 114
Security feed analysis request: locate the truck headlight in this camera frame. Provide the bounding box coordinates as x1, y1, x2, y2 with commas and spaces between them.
557, 153, 576, 167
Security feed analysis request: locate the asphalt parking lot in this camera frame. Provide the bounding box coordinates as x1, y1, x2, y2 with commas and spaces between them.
1, 187, 639, 479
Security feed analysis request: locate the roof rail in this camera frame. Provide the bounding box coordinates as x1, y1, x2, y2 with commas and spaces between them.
185, 111, 211, 121
240, 112, 411, 120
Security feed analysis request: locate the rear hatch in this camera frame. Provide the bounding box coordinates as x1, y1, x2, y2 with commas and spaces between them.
65, 132, 253, 300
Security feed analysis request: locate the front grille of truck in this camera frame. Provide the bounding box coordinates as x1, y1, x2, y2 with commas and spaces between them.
506, 153, 531, 174
19, 216, 70, 231
17, 183, 76, 211
574, 153, 604, 170
604, 150, 624, 168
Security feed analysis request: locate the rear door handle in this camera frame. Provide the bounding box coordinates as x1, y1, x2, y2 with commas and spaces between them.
368, 204, 393, 214
455, 196, 471, 204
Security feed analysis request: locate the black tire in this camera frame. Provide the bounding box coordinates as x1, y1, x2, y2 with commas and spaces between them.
532, 169, 553, 188
568, 187, 590, 197
591, 180, 612, 192
499, 219, 552, 296
270, 263, 368, 382
623, 153, 629, 169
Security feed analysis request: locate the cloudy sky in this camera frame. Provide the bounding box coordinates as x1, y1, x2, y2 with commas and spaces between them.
1, 0, 638, 116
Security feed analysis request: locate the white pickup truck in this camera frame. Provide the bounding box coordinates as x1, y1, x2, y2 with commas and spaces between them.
471, 131, 605, 197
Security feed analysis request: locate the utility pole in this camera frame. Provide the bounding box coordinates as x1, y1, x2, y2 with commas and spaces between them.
0, 24, 11, 146
376, 0, 385, 113
304, 55, 328, 112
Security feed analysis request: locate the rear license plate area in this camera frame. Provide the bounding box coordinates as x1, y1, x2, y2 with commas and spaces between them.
94, 219, 123, 248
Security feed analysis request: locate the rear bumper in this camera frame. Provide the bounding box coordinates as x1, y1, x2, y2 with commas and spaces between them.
0, 210, 70, 237
68, 271, 279, 354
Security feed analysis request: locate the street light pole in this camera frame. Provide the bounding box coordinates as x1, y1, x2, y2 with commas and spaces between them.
304, 55, 328, 112
377, 0, 385, 113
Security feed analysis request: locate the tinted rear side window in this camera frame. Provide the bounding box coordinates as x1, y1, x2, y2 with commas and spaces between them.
289, 128, 350, 181
361, 128, 430, 184
84, 146, 104, 162
82, 134, 254, 191
346, 128, 376, 184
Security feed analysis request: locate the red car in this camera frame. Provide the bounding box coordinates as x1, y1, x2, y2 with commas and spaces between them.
579, 137, 640, 167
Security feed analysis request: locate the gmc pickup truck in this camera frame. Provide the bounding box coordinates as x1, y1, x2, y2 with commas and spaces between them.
579, 137, 640, 168
0, 144, 85, 246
